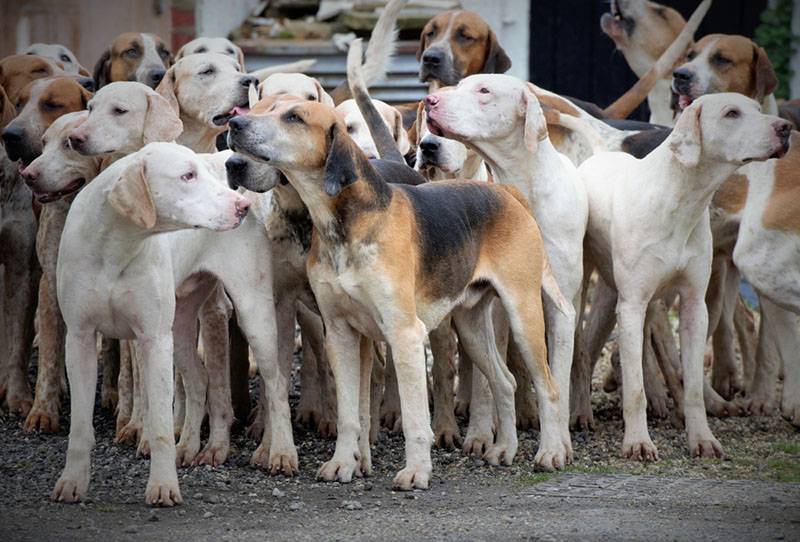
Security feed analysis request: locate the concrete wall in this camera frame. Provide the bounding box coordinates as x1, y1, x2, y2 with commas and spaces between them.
195, 0, 260, 38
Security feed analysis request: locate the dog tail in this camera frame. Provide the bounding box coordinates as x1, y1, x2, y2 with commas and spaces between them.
602, 0, 712, 119
541, 256, 573, 317
330, 0, 406, 104
250, 59, 317, 82
347, 38, 405, 164
547, 110, 608, 154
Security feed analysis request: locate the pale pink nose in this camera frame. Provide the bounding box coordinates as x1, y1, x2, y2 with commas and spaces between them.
425, 94, 440, 110
21, 166, 39, 187
235, 198, 250, 218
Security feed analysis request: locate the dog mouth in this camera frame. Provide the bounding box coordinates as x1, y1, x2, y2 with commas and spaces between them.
213, 104, 251, 126
742, 140, 790, 163
31, 178, 86, 203
670, 90, 695, 112
426, 116, 445, 137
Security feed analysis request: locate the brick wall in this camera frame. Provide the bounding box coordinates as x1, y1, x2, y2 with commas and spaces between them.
171, 0, 196, 52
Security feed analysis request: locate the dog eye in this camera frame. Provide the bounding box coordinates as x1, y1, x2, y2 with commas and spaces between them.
478, 87, 490, 94
426, 30, 436, 38
43, 101, 63, 111
181, 171, 196, 182
346, 124, 355, 134
686, 51, 697, 61
113, 107, 128, 116
60, 54, 71, 62
724, 109, 740, 119
306, 94, 316, 101
652, 6, 667, 18
200, 67, 215, 76
284, 112, 303, 124
159, 49, 170, 60
63, 138, 70, 149
33, 67, 48, 74
123, 48, 140, 59
712, 54, 732, 66
457, 30, 474, 42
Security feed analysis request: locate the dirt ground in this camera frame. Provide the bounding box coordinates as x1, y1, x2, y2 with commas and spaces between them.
1, 351, 799, 541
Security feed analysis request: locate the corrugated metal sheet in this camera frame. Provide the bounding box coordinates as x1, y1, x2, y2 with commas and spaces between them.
241, 40, 427, 104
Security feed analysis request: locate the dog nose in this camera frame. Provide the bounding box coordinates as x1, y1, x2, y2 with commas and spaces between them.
1, 125, 23, 146
235, 198, 250, 218
21, 166, 39, 186
240, 75, 258, 88
225, 155, 248, 189
77, 76, 95, 92
774, 120, 792, 139
422, 50, 443, 66
146, 68, 166, 88
420, 139, 439, 154
68, 134, 86, 151
672, 67, 692, 83
228, 116, 250, 132
425, 94, 440, 109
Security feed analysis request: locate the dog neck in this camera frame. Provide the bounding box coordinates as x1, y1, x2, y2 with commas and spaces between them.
176, 114, 222, 153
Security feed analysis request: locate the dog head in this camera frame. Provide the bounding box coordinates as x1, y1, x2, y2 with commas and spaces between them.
156, 53, 256, 130
24, 43, 91, 78
668, 93, 792, 168
672, 34, 778, 112
225, 151, 284, 193
600, 0, 685, 75
68, 81, 182, 156
107, 142, 250, 232
1, 77, 92, 165
417, 10, 511, 87
176, 37, 246, 71
19, 111, 102, 202
413, 100, 470, 179
335, 98, 409, 160
0, 54, 72, 103
257, 73, 334, 105
425, 74, 547, 155
94, 32, 173, 89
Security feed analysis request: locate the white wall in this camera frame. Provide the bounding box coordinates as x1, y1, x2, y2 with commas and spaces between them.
462, 0, 530, 81
195, 0, 260, 38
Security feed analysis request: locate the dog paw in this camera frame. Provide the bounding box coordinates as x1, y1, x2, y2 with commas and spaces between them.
195, 441, 230, 467
744, 395, 775, 417
52, 469, 89, 503
621, 437, 659, 462
454, 398, 470, 418
246, 419, 265, 442
433, 421, 462, 450
392, 465, 431, 491
570, 411, 595, 432
137, 438, 151, 458
145, 476, 183, 507
23, 407, 60, 433
317, 417, 337, 439
462, 433, 491, 458
295, 406, 321, 428
317, 456, 360, 483
380, 409, 402, 433
115, 420, 142, 446
7, 396, 32, 418
534, 439, 567, 471
780, 398, 800, 428
707, 396, 744, 418
484, 442, 516, 466
175, 442, 200, 467
689, 434, 724, 458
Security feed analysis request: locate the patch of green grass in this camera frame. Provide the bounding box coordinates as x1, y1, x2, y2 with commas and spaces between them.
95, 503, 122, 513
519, 472, 558, 485
15, 460, 32, 469
768, 458, 800, 483
772, 441, 800, 455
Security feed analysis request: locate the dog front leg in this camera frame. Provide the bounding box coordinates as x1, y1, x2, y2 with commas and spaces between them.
387, 319, 432, 490
430, 318, 461, 449
380, 348, 402, 432
115, 340, 134, 439
616, 298, 658, 461
317, 321, 366, 483
296, 305, 323, 429
138, 333, 182, 506
745, 295, 783, 417
678, 289, 723, 458
759, 299, 800, 427
52, 331, 99, 503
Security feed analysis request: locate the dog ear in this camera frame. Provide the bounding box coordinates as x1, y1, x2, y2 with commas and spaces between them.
522, 84, 548, 152
77, 65, 92, 78
669, 102, 703, 168
92, 49, 111, 88
143, 91, 183, 144
108, 158, 157, 229
0, 86, 14, 130
323, 123, 358, 197
392, 107, 411, 155
416, 19, 434, 61
483, 31, 512, 74
753, 45, 778, 102
155, 67, 180, 114
314, 79, 335, 107
235, 45, 246, 72
79, 84, 93, 109
410, 101, 425, 146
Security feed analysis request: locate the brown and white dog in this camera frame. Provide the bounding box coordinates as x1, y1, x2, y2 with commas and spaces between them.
0, 54, 74, 102
228, 95, 570, 488
23, 44, 90, 77
94, 32, 173, 89
417, 10, 512, 88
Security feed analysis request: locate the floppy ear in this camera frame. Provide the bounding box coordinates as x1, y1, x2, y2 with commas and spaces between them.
483, 31, 512, 74
753, 45, 778, 102
79, 85, 93, 109
416, 20, 434, 61
0, 86, 14, 130
235, 46, 246, 72
249, 82, 260, 108
314, 79, 335, 107
410, 101, 424, 145
155, 67, 180, 114
522, 85, 548, 152
392, 108, 410, 155
669, 103, 703, 168
78, 65, 91, 78
92, 49, 111, 88
323, 123, 358, 197
143, 91, 183, 144
108, 159, 157, 229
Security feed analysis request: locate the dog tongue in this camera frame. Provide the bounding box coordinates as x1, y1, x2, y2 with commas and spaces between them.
679, 95, 693, 110
232, 106, 250, 116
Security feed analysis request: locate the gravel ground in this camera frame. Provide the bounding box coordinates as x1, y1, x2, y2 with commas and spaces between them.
1, 349, 798, 541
